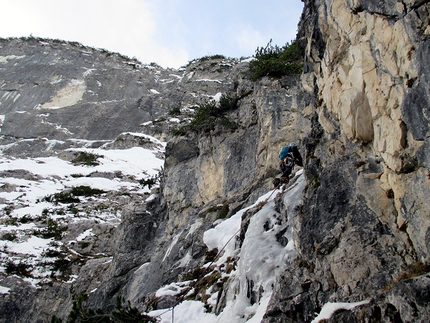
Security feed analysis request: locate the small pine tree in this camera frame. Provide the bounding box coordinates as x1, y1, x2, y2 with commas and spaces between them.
248, 39, 303, 81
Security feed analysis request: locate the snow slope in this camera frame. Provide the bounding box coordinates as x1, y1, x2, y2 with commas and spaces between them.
0, 133, 165, 286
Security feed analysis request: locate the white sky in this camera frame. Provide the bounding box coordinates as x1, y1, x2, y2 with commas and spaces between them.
0, 0, 304, 68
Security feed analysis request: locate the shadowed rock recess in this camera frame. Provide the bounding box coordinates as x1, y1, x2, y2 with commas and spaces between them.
1, 0, 429, 322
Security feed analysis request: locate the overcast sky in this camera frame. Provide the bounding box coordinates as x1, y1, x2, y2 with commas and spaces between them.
0, 0, 304, 68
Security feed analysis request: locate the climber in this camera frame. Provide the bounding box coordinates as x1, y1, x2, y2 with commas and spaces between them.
273, 142, 303, 189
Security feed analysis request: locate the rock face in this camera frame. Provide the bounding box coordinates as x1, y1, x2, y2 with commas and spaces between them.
262, 1, 430, 322
1, 0, 430, 321
0, 37, 235, 145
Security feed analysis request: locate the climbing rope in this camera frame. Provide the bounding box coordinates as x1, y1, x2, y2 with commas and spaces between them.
265, 188, 278, 202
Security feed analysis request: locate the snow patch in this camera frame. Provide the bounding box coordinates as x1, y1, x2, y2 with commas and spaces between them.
2, 235, 53, 257
195, 79, 222, 83
76, 229, 94, 241
150, 300, 217, 323
0, 114, 5, 132
155, 281, 189, 298
0, 55, 25, 63
0, 285, 11, 294
311, 300, 370, 323
163, 233, 181, 262
82, 68, 96, 77
169, 117, 180, 123
213, 92, 222, 102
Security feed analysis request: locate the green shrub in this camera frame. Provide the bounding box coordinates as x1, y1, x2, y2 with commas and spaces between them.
57, 293, 156, 323
33, 218, 67, 240
138, 175, 160, 189
70, 185, 105, 196
2, 205, 13, 216
4, 215, 35, 226
51, 257, 72, 274
196, 54, 226, 62
218, 118, 238, 131
171, 127, 187, 136
218, 93, 238, 113
3, 217, 18, 226
68, 205, 79, 215
43, 186, 105, 204
44, 192, 80, 204
173, 93, 238, 135
1, 232, 17, 241
5, 260, 33, 277
78, 241, 91, 249
71, 151, 102, 166
42, 248, 63, 258
42, 247, 73, 278
248, 39, 303, 81
20, 214, 33, 223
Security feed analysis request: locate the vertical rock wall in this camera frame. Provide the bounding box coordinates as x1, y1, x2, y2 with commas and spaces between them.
263, 1, 430, 322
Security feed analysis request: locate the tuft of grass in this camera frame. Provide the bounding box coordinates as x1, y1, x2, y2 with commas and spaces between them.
398, 261, 430, 281
181, 267, 206, 282
168, 106, 182, 116
217, 204, 230, 219
296, 258, 315, 273
3, 217, 18, 226
304, 175, 320, 193
205, 248, 219, 263
186, 271, 222, 303
382, 261, 430, 292
204, 203, 230, 219
295, 203, 306, 218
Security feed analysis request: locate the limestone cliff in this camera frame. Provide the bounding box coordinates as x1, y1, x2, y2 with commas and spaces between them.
262, 0, 430, 322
